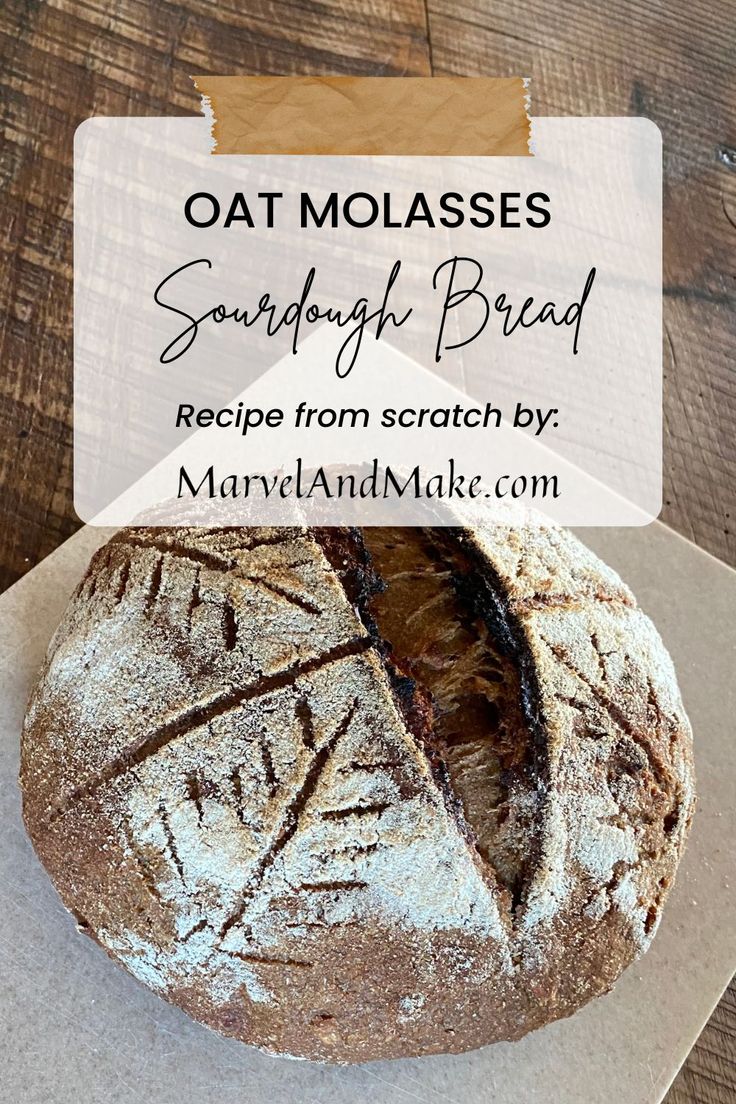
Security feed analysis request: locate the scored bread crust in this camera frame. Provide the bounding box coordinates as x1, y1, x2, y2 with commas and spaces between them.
20, 524, 695, 1063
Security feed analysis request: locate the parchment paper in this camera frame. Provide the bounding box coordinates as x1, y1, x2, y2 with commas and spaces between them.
0, 521, 733, 1104
191, 76, 531, 155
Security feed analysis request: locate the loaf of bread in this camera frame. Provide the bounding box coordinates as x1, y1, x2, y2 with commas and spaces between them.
20, 524, 694, 1062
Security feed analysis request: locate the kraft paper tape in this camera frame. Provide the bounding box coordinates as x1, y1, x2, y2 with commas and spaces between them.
191, 76, 531, 156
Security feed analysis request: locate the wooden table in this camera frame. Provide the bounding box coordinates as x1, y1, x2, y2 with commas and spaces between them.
1, 2, 733, 1099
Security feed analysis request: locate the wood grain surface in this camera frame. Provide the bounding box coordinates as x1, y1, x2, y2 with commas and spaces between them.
0, 2, 733, 1100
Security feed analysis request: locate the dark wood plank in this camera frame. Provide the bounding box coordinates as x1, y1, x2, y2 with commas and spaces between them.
0, 0, 430, 593
426, 0, 736, 567
667, 983, 736, 1104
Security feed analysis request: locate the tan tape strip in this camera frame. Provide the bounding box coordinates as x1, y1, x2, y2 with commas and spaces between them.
191, 76, 531, 156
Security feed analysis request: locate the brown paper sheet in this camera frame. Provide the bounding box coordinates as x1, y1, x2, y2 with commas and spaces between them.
1, 521, 735, 1104
191, 76, 531, 155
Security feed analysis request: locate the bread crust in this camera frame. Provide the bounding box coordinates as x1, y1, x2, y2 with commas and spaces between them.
19, 524, 695, 1062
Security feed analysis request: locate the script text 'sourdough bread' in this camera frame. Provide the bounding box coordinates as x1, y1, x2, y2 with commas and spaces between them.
20, 525, 695, 1063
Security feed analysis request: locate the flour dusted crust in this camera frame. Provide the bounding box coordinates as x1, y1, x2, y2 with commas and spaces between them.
20, 524, 695, 1062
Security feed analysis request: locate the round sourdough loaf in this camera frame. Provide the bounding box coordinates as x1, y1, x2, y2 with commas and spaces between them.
20, 524, 695, 1063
